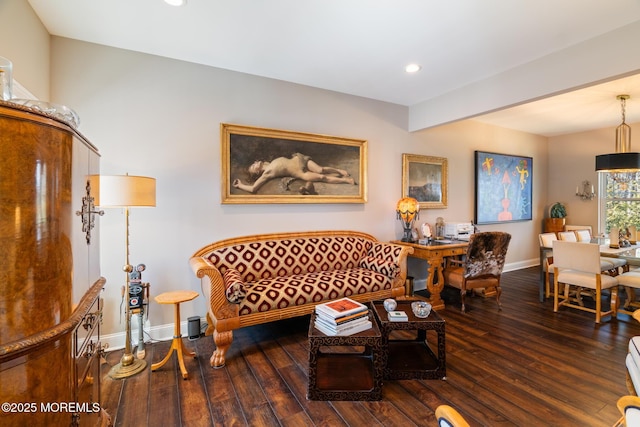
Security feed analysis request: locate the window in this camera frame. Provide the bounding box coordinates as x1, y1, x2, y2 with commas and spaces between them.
599, 171, 640, 235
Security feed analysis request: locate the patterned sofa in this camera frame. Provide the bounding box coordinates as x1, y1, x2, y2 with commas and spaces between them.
189, 230, 413, 367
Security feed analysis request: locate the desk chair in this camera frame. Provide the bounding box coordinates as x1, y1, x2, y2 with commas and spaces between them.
443, 231, 511, 313
552, 240, 619, 324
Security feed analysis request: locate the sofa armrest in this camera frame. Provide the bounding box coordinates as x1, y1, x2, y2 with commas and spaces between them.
365, 241, 414, 285
188, 256, 239, 331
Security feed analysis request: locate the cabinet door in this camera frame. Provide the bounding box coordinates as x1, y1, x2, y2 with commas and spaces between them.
71, 136, 101, 305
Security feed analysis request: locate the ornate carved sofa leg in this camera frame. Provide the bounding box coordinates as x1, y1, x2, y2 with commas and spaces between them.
211, 329, 233, 368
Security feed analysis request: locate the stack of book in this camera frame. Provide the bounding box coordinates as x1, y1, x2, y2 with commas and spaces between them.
314, 297, 372, 336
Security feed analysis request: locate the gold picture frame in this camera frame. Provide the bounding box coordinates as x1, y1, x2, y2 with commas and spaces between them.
221, 123, 367, 204
402, 154, 448, 209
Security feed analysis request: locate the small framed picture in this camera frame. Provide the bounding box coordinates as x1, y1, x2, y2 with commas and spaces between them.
402, 154, 448, 209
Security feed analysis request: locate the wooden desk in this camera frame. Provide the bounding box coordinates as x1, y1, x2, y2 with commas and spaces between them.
392, 240, 469, 310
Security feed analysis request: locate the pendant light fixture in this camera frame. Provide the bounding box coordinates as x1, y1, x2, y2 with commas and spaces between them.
595, 94, 640, 173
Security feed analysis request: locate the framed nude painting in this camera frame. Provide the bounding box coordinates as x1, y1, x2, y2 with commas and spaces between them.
402, 154, 448, 209
474, 150, 532, 224
221, 123, 367, 204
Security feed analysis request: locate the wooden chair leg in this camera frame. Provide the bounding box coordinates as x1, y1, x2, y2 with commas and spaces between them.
553, 276, 559, 312
545, 269, 552, 299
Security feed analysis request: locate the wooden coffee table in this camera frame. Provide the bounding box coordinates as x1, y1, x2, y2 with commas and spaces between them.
371, 300, 446, 380
307, 310, 384, 401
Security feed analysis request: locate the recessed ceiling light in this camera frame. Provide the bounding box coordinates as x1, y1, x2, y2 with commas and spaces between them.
164, 0, 186, 6
405, 64, 421, 73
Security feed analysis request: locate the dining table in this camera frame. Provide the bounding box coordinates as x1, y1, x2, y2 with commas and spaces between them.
598, 240, 640, 266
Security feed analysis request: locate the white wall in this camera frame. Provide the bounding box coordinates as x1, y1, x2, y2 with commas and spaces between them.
0, 0, 50, 100
47, 38, 550, 340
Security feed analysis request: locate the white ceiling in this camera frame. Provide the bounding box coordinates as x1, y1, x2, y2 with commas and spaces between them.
27, 0, 640, 136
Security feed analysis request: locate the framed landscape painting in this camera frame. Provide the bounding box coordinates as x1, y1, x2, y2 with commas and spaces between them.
402, 154, 448, 209
474, 150, 532, 224
221, 123, 367, 204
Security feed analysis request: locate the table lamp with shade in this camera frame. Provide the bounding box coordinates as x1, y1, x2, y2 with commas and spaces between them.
396, 197, 420, 242
96, 174, 156, 379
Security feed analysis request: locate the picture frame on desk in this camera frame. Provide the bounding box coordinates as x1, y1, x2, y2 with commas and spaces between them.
474, 150, 532, 225
402, 154, 448, 209
221, 123, 367, 204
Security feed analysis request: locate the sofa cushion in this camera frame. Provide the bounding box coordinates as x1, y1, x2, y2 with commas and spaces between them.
358, 255, 399, 279
223, 268, 247, 303
238, 267, 393, 315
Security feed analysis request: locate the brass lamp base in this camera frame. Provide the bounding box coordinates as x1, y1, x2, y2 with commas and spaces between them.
108, 355, 147, 379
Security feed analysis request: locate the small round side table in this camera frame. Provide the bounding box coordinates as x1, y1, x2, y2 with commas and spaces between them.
151, 290, 199, 379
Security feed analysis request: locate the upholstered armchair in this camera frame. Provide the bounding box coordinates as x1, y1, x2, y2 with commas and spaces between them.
442, 231, 511, 312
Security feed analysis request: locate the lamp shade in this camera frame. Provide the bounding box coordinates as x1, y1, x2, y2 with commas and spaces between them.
396, 197, 419, 223
595, 152, 640, 172
95, 175, 156, 207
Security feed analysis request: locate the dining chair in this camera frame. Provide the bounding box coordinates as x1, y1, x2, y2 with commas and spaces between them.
558, 231, 579, 242
443, 231, 511, 312
540, 232, 620, 300
613, 395, 640, 427
435, 405, 470, 427
616, 268, 640, 316
561, 228, 627, 275
574, 229, 592, 242
552, 240, 619, 324
539, 232, 557, 299
564, 224, 593, 233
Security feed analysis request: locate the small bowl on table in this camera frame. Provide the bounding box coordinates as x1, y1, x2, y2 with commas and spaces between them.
411, 301, 432, 318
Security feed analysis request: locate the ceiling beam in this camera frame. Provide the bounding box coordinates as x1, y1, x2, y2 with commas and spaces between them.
408, 20, 640, 132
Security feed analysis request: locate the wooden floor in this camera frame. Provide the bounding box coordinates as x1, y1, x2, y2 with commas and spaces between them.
101, 267, 640, 426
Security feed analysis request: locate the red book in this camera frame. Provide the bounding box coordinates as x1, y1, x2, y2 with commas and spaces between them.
314, 297, 367, 319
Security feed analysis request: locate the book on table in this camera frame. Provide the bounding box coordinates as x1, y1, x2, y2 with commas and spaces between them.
316, 308, 369, 326
387, 310, 408, 322
314, 312, 371, 331
315, 297, 368, 320
314, 316, 373, 336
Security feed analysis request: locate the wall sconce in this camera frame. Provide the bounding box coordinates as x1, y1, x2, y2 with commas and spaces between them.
575, 180, 596, 200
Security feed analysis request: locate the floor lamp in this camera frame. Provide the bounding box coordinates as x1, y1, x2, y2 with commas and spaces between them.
98, 174, 156, 379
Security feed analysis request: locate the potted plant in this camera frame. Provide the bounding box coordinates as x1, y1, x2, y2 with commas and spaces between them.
545, 202, 567, 233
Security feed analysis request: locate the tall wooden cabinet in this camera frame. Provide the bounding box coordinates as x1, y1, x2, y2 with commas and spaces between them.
0, 101, 108, 426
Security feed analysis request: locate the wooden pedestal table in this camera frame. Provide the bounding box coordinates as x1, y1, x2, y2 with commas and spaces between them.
392, 240, 468, 310
151, 290, 199, 379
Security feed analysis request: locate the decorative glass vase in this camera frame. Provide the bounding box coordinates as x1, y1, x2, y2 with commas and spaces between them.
0, 56, 13, 101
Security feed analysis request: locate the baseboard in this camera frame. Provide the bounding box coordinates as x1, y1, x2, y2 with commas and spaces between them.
411, 260, 539, 292
102, 316, 206, 352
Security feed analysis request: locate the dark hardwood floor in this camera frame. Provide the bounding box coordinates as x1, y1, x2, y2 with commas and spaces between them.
101, 267, 640, 426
